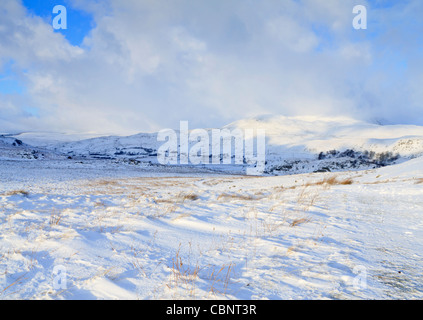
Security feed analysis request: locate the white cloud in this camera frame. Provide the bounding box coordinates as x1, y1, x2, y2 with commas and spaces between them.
0, 0, 422, 135
266, 16, 319, 53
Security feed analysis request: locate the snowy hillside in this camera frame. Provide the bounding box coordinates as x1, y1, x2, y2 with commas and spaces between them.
46, 133, 159, 161
10, 115, 423, 175
0, 135, 64, 161
6, 132, 109, 148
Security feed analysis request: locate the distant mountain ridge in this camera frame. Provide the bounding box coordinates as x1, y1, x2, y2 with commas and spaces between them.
4, 115, 423, 175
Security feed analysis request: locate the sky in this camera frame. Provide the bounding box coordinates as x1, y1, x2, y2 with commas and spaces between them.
0, 0, 423, 135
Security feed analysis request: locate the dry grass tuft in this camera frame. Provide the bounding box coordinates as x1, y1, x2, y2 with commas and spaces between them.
322, 176, 354, 185
290, 217, 312, 227
296, 187, 320, 211
415, 178, 423, 184
155, 192, 199, 205
0, 273, 29, 297
304, 176, 354, 188
3, 190, 30, 197
338, 178, 354, 185
167, 246, 201, 298
181, 193, 199, 201
49, 212, 62, 226
95, 180, 121, 186
208, 263, 235, 297
217, 192, 264, 201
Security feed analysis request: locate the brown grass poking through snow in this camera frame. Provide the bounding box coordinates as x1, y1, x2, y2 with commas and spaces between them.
49, 211, 62, 226
322, 176, 338, 185
3, 190, 30, 197
322, 176, 354, 185
167, 245, 200, 298
415, 178, 423, 184
296, 187, 320, 211
181, 193, 199, 202
290, 217, 312, 227
217, 192, 266, 201
208, 263, 235, 297
304, 176, 354, 188
155, 192, 199, 204
338, 178, 354, 185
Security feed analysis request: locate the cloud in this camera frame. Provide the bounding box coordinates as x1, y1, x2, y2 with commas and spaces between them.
0, 0, 422, 135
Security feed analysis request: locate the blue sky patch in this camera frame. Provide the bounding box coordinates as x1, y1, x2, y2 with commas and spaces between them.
0, 60, 26, 95
23, 0, 95, 46
23, 106, 40, 118
0, 78, 25, 95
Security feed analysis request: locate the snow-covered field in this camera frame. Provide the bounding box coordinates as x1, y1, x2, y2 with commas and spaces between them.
1, 157, 422, 300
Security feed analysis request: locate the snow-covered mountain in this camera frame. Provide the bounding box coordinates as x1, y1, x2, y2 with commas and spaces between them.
227, 115, 423, 156
225, 115, 423, 174
4, 132, 109, 148
0, 135, 65, 160
7, 115, 423, 175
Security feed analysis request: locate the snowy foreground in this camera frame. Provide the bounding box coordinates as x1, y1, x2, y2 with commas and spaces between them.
1, 158, 422, 300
